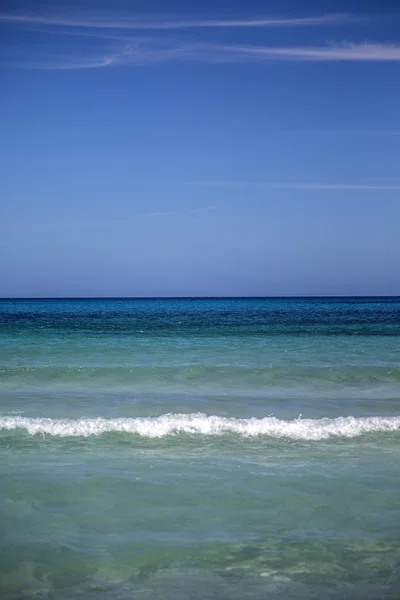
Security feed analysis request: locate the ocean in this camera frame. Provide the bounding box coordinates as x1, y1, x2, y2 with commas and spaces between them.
0, 297, 399, 599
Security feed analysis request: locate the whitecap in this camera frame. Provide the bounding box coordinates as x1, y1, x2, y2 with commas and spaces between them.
1, 413, 399, 440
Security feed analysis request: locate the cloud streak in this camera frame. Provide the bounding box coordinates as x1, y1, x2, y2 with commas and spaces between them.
142, 211, 178, 218
224, 41, 400, 61
284, 183, 400, 191
290, 129, 400, 136
0, 11, 353, 30
188, 205, 218, 213
180, 182, 400, 191
1, 8, 398, 69
1, 206, 219, 235
142, 206, 218, 217
4, 39, 400, 70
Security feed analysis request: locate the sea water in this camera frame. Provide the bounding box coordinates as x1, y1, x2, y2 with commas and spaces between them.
0, 297, 399, 599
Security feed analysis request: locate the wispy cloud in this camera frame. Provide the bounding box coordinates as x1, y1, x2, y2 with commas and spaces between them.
290, 129, 400, 136
4, 39, 400, 70
141, 206, 218, 217
221, 41, 400, 62
283, 183, 400, 191
1, 7, 397, 69
0, 11, 353, 30
10, 56, 124, 71
142, 211, 178, 218
180, 182, 400, 191
188, 205, 218, 213
2, 39, 196, 70
1, 205, 219, 235
367, 177, 400, 181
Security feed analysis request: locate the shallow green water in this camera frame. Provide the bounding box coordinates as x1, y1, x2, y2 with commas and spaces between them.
1, 298, 399, 599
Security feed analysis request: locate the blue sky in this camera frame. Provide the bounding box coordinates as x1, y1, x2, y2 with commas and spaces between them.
1, 0, 399, 297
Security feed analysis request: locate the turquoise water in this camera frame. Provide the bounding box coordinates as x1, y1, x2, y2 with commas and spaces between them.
1, 297, 399, 599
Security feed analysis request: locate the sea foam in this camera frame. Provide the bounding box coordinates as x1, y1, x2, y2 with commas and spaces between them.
0, 414, 399, 440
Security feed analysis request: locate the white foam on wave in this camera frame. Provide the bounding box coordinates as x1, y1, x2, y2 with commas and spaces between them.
0, 413, 400, 440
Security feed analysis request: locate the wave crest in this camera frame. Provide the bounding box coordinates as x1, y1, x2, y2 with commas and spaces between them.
1, 413, 399, 440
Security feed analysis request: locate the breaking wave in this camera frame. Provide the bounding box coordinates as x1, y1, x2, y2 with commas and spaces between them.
1, 413, 399, 440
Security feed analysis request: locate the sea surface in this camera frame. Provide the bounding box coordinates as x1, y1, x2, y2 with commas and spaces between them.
1, 297, 399, 600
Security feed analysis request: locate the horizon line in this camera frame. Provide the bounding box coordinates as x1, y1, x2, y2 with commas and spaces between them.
1, 295, 399, 300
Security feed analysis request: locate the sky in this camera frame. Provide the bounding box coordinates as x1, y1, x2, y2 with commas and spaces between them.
1, 0, 399, 297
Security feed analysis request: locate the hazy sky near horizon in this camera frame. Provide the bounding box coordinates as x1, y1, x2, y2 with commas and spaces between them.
1, 0, 399, 297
